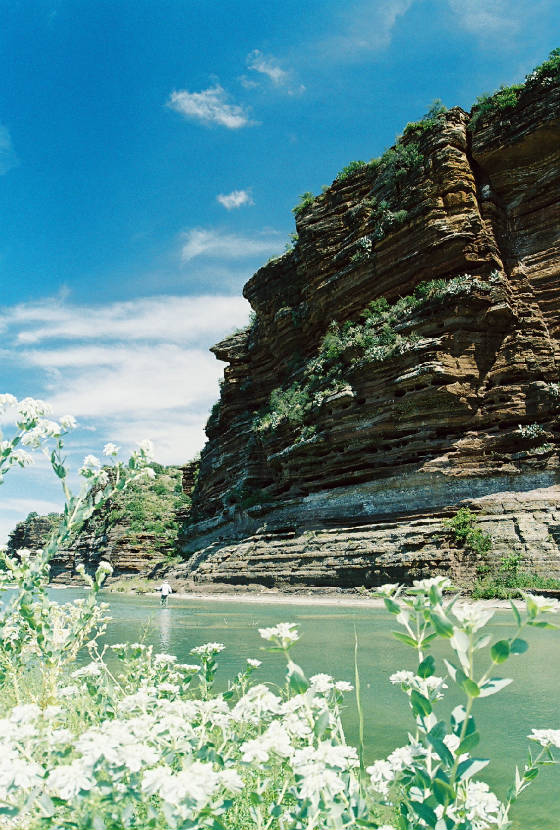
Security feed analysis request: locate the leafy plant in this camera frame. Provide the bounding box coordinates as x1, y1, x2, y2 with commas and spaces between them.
402, 99, 447, 137
443, 507, 492, 556
335, 160, 367, 181
292, 191, 315, 218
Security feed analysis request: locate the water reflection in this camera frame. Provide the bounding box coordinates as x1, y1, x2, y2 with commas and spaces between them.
158, 607, 171, 651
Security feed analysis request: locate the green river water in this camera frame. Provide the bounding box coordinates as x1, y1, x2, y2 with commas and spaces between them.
53, 588, 559, 829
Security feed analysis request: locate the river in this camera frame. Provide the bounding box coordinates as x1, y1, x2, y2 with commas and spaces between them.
55, 588, 559, 829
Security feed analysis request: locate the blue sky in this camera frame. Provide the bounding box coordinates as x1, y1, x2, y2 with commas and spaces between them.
1, 0, 559, 540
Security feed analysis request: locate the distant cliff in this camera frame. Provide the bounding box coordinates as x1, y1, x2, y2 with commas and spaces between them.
173, 51, 560, 588
8, 465, 192, 582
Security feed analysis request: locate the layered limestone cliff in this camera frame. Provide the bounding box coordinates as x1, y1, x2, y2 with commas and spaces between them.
174, 62, 560, 588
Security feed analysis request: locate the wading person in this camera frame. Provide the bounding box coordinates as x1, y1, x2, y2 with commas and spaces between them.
159, 580, 172, 606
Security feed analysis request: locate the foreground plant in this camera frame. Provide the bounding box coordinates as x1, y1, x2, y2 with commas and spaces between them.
0, 394, 558, 829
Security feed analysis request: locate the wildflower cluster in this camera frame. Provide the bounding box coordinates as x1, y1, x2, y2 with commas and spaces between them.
0, 393, 559, 828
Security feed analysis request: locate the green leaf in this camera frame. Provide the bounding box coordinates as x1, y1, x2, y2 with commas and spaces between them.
314, 709, 330, 739
457, 758, 490, 780
287, 661, 309, 694
410, 689, 432, 717
458, 731, 480, 754
509, 599, 521, 626
392, 631, 418, 648
421, 632, 438, 648
410, 801, 437, 828
432, 778, 454, 806
528, 620, 559, 629
478, 677, 513, 698
418, 655, 436, 678
384, 597, 401, 614
456, 669, 480, 698
430, 611, 454, 638
491, 639, 510, 663
510, 638, 528, 654
524, 767, 539, 781
427, 734, 454, 767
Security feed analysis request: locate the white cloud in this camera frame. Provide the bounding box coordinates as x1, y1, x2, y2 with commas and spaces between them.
181, 228, 284, 262
318, 0, 415, 58
245, 50, 305, 95
446, 0, 519, 35
217, 189, 254, 210
2, 294, 248, 345
0, 125, 18, 175
167, 86, 253, 129
247, 50, 290, 85
1, 292, 252, 470
42, 345, 219, 417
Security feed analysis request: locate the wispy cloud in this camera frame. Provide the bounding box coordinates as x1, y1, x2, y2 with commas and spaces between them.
317, 0, 415, 59
181, 228, 284, 262
247, 50, 290, 85
167, 86, 253, 129
1, 293, 251, 466
0, 125, 18, 175
2, 294, 248, 345
217, 189, 254, 210
446, 0, 520, 35
245, 50, 305, 95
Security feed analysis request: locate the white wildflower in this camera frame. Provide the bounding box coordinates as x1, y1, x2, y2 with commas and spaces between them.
142, 761, 219, 807
154, 652, 178, 665
523, 593, 560, 614
390, 670, 415, 685
60, 415, 77, 430
258, 621, 299, 646
334, 680, 353, 692
47, 760, 94, 800
310, 673, 333, 693
72, 661, 102, 678
412, 575, 451, 591
102, 442, 119, 456
246, 658, 262, 668
454, 604, 495, 631
190, 642, 225, 656
377, 583, 400, 597
138, 439, 155, 458
528, 728, 560, 748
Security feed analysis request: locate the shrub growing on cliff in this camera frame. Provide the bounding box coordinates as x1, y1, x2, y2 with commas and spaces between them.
443, 507, 493, 557
292, 191, 315, 218
253, 274, 503, 439
402, 98, 447, 138
335, 160, 367, 181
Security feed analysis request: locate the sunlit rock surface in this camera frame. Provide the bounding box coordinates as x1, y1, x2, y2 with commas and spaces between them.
177, 81, 560, 587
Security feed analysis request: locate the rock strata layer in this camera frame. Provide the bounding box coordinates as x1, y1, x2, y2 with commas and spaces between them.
174, 76, 560, 588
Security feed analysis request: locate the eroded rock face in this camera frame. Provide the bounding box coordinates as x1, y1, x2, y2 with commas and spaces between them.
176, 80, 560, 588
8, 467, 189, 584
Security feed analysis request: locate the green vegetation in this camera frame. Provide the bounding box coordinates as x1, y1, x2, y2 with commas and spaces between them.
469, 48, 560, 129
443, 507, 492, 557
371, 140, 425, 192
292, 191, 315, 217
402, 99, 447, 138
335, 160, 367, 181
75, 464, 189, 559
254, 273, 501, 438
367, 198, 408, 241
473, 553, 560, 599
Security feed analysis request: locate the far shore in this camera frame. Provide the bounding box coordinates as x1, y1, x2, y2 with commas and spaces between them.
47, 581, 534, 609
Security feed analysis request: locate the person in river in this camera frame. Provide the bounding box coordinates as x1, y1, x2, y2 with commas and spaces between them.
159, 581, 173, 606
